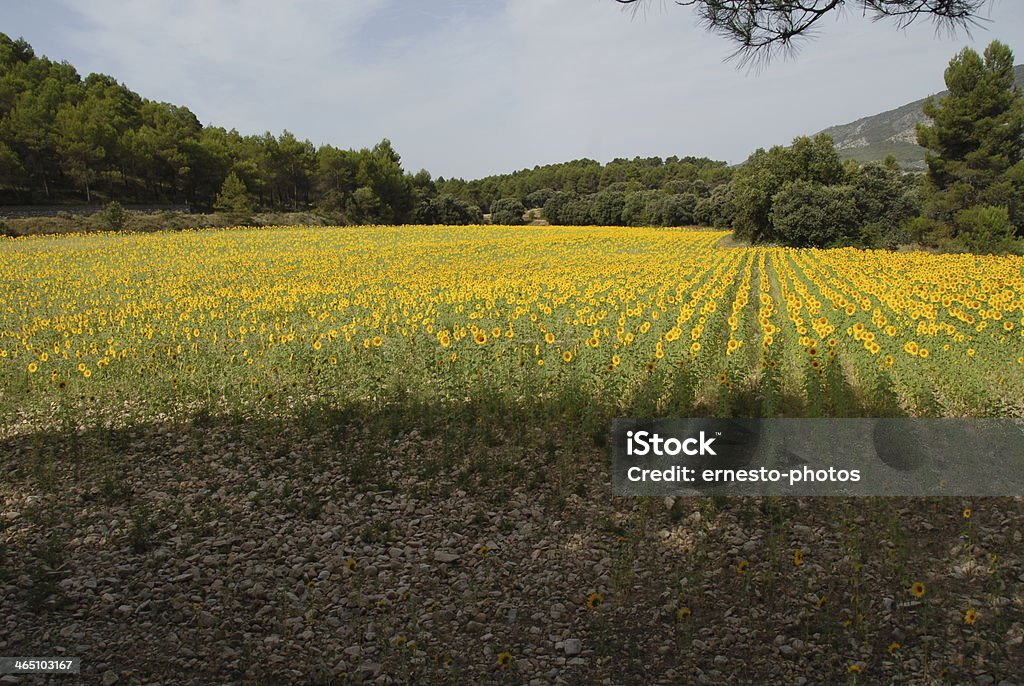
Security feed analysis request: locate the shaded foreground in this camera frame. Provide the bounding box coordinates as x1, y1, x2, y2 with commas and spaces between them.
2, 403, 1022, 685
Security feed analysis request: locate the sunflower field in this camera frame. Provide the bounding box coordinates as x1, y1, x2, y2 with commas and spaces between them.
2, 224, 1023, 434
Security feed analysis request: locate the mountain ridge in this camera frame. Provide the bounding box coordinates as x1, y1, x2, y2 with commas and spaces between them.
816, 64, 1024, 169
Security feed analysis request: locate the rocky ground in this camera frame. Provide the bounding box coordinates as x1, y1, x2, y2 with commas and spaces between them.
2, 415, 1022, 685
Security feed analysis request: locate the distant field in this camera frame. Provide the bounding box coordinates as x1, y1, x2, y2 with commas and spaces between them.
2, 225, 1022, 430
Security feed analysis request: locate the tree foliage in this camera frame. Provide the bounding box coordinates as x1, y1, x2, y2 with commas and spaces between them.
915, 40, 1024, 251
728, 134, 919, 248
769, 180, 859, 247
411, 194, 483, 225
616, 1, 989, 66
490, 197, 526, 225
214, 171, 254, 220
730, 133, 845, 243
0, 33, 428, 224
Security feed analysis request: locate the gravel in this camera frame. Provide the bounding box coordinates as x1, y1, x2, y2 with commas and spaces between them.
1, 420, 1022, 684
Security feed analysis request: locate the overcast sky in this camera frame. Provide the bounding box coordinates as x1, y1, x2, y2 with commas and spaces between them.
5, 0, 1024, 178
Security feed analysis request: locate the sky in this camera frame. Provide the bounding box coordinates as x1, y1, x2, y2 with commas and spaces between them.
4, 0, 1024, 179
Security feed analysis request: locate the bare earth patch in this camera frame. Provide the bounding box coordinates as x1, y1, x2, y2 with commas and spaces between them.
2, 417, 1022, 685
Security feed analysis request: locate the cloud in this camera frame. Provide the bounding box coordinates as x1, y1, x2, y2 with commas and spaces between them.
56, 0, 389, 134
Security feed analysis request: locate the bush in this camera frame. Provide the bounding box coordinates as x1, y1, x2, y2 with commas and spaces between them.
903, 215, 947, 246
587, 191, 626, 226
411, 195, 483, 225
0, 221, 22, 238
542, 191, 578, 225
695, 185, 734, 229
769, 181, 859, 248
621, 190, 660, 226
524, 188, 555, 209
490, 198, 526, 225
952, 205, 1020, 254
652, 193, 698, 227
214, 172, 255, 222
99, 201, 128, 232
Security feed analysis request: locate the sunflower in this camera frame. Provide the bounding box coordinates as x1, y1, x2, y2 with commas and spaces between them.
887, 642, 901, 654
27, 362, 38, 373
561, 350, 573, 363
544, 332, 556, 344
474, 331, 487, 345
963, 608, 979, 625
911, 581, 926, 598
676, 607, 692, 621
962, 508, 971, 519
736, 559, 749, 575
793, 549, 803, 567
846, 664, 863, 675
496, 651, 513, 669
586, 592, 603, 609
344, 558, 358, 573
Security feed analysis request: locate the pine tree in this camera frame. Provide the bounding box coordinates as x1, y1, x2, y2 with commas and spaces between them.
215, 172, 254, 222
915, 41, 1024, 252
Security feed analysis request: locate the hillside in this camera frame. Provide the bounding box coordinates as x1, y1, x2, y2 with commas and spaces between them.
817, 64, 1024, 169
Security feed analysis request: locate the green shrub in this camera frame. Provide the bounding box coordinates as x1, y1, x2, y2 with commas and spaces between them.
99, 201, 128, 232
490, 197, 526, 225
769, 181, 859, 248
214, 172, 255, 223
952, 205, 1020, 254
0, 221, 22, 238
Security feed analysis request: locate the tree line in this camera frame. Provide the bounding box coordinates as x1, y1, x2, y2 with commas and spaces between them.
1, 31, 1021, 253
0, 33, 445, 224
436, 155, 735, 227
452, 40, 1023, 254
0, 32, 738, 230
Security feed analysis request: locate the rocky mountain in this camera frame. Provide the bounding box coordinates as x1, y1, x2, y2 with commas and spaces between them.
817, 64, 1024, 170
